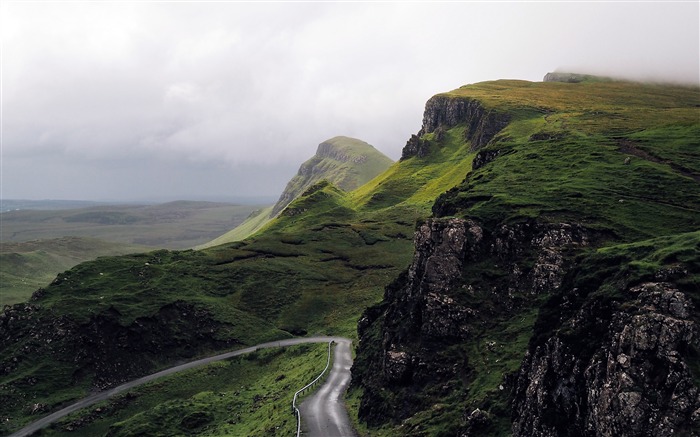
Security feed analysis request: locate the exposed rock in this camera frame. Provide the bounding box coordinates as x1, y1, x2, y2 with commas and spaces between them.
383, 350, 413, 384
543, 72, 590, 83
472, 149, 501, 170
512, 281, 699, 436
354, 218, 591, 427
461, 408, 492, 436
400, 134, 431, 160
401, 95, 510, 160
0, 300, 240, 399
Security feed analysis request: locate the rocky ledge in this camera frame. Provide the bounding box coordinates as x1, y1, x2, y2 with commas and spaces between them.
401, 95, 509, 160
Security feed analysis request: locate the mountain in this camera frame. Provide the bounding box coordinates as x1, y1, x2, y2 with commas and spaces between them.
352, 76, 700, 436
0, 75, 698, 436
200, 136, 394, 247
270, 136, 394, 217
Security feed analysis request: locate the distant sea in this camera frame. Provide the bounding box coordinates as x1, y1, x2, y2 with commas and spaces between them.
0, 196, 278, 213
0, 199, 108, 213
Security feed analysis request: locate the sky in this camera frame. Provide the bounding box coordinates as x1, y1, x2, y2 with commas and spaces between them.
2, 1, 698, 202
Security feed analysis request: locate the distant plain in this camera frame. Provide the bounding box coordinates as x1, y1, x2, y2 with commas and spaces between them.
1, 201, 268, 305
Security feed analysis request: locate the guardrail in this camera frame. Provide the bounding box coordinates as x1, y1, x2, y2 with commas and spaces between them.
291, 341, 334, 437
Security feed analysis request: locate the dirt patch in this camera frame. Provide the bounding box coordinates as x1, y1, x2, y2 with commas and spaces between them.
617, 139, 700, 182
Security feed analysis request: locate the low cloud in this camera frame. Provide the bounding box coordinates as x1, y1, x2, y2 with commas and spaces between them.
2, 2, 698, 200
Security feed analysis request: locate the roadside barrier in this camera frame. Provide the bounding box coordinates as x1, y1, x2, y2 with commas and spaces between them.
291, 341, 334, 437
9, 337, 346, 437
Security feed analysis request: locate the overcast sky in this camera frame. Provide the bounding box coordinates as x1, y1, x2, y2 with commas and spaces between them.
2, 1, 698, 202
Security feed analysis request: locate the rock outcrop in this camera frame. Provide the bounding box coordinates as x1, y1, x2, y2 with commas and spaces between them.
354, 217, 590, 427
512, 280, 699, 436
0, 301, 238, 400
401, 96, 509, 160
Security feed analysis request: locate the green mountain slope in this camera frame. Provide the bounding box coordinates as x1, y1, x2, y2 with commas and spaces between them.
270, 136, 394, 217
198, 205, 274, 249
0, 109, 472, 435
1, 76, 698, 435
200, 136, 394, 247
352, 77, 699, 436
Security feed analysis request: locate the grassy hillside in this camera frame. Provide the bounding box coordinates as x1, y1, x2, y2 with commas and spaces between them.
0, 107, 475, 434
204, 136, 395, 247
271, 136, 394, 215
351, 78, 699, 436
433, 79, 699, 238
1, 201, 263, 249
198, 206, 274, 249
34, 343, 328, 437
0, 237, 150, 306
1, 77, 698, 435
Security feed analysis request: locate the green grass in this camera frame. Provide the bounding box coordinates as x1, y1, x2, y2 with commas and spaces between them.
434, 81, 700, 241
2, 77, 698, 436
35, 344, 328, 437
198, 205, 275, 248
0, 237, 151, 306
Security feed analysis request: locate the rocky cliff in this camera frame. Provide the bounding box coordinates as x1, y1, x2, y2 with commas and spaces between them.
353, 77, 700, 436
354, 216, 699, 436
401, 96, 509, 160
512, 270, 699, 436
270, 136, 393, 217
354, 213, 590, 425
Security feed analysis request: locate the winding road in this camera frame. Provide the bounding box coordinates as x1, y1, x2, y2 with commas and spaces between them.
8, 336, 354, 437
298, 339, 357, 437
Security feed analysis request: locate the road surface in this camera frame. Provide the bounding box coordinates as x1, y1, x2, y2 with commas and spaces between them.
8, 336, 351, 437
298, 339, 357, 437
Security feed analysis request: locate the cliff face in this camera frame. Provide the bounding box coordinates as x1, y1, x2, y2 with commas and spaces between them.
513, 279, 699, 437
354, 214, 699, 435
270, 136, 393, 217
354, 216, 591, 432
401, 96, 509, 160
353, 78, 700, 436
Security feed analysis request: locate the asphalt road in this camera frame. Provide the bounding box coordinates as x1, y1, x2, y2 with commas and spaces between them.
298, 339, 357, 437
8, 335, 351, 437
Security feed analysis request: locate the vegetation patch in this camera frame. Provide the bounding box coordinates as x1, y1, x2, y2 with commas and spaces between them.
34, 344, 328, 437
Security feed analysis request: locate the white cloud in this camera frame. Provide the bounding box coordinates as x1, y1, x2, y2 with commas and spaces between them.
2, 1, 698, 200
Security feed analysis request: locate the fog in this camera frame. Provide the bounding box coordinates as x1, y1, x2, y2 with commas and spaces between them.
2, 2, 698, 201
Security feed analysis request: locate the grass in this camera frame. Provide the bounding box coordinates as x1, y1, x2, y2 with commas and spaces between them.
434, 81, 700, 242
34, 344, 328, 437
0, 237, 151, 306
198, 205, 275, 248
2, 77, 698, 436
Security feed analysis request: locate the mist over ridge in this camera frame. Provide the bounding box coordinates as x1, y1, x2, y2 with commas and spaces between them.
3, 1, 698, 201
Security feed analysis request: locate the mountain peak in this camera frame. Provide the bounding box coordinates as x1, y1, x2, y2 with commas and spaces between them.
270, 136, 393, 217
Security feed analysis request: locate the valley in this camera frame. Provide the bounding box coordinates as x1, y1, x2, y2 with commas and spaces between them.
0, 202, 266, 306
1, 74, 698, 436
